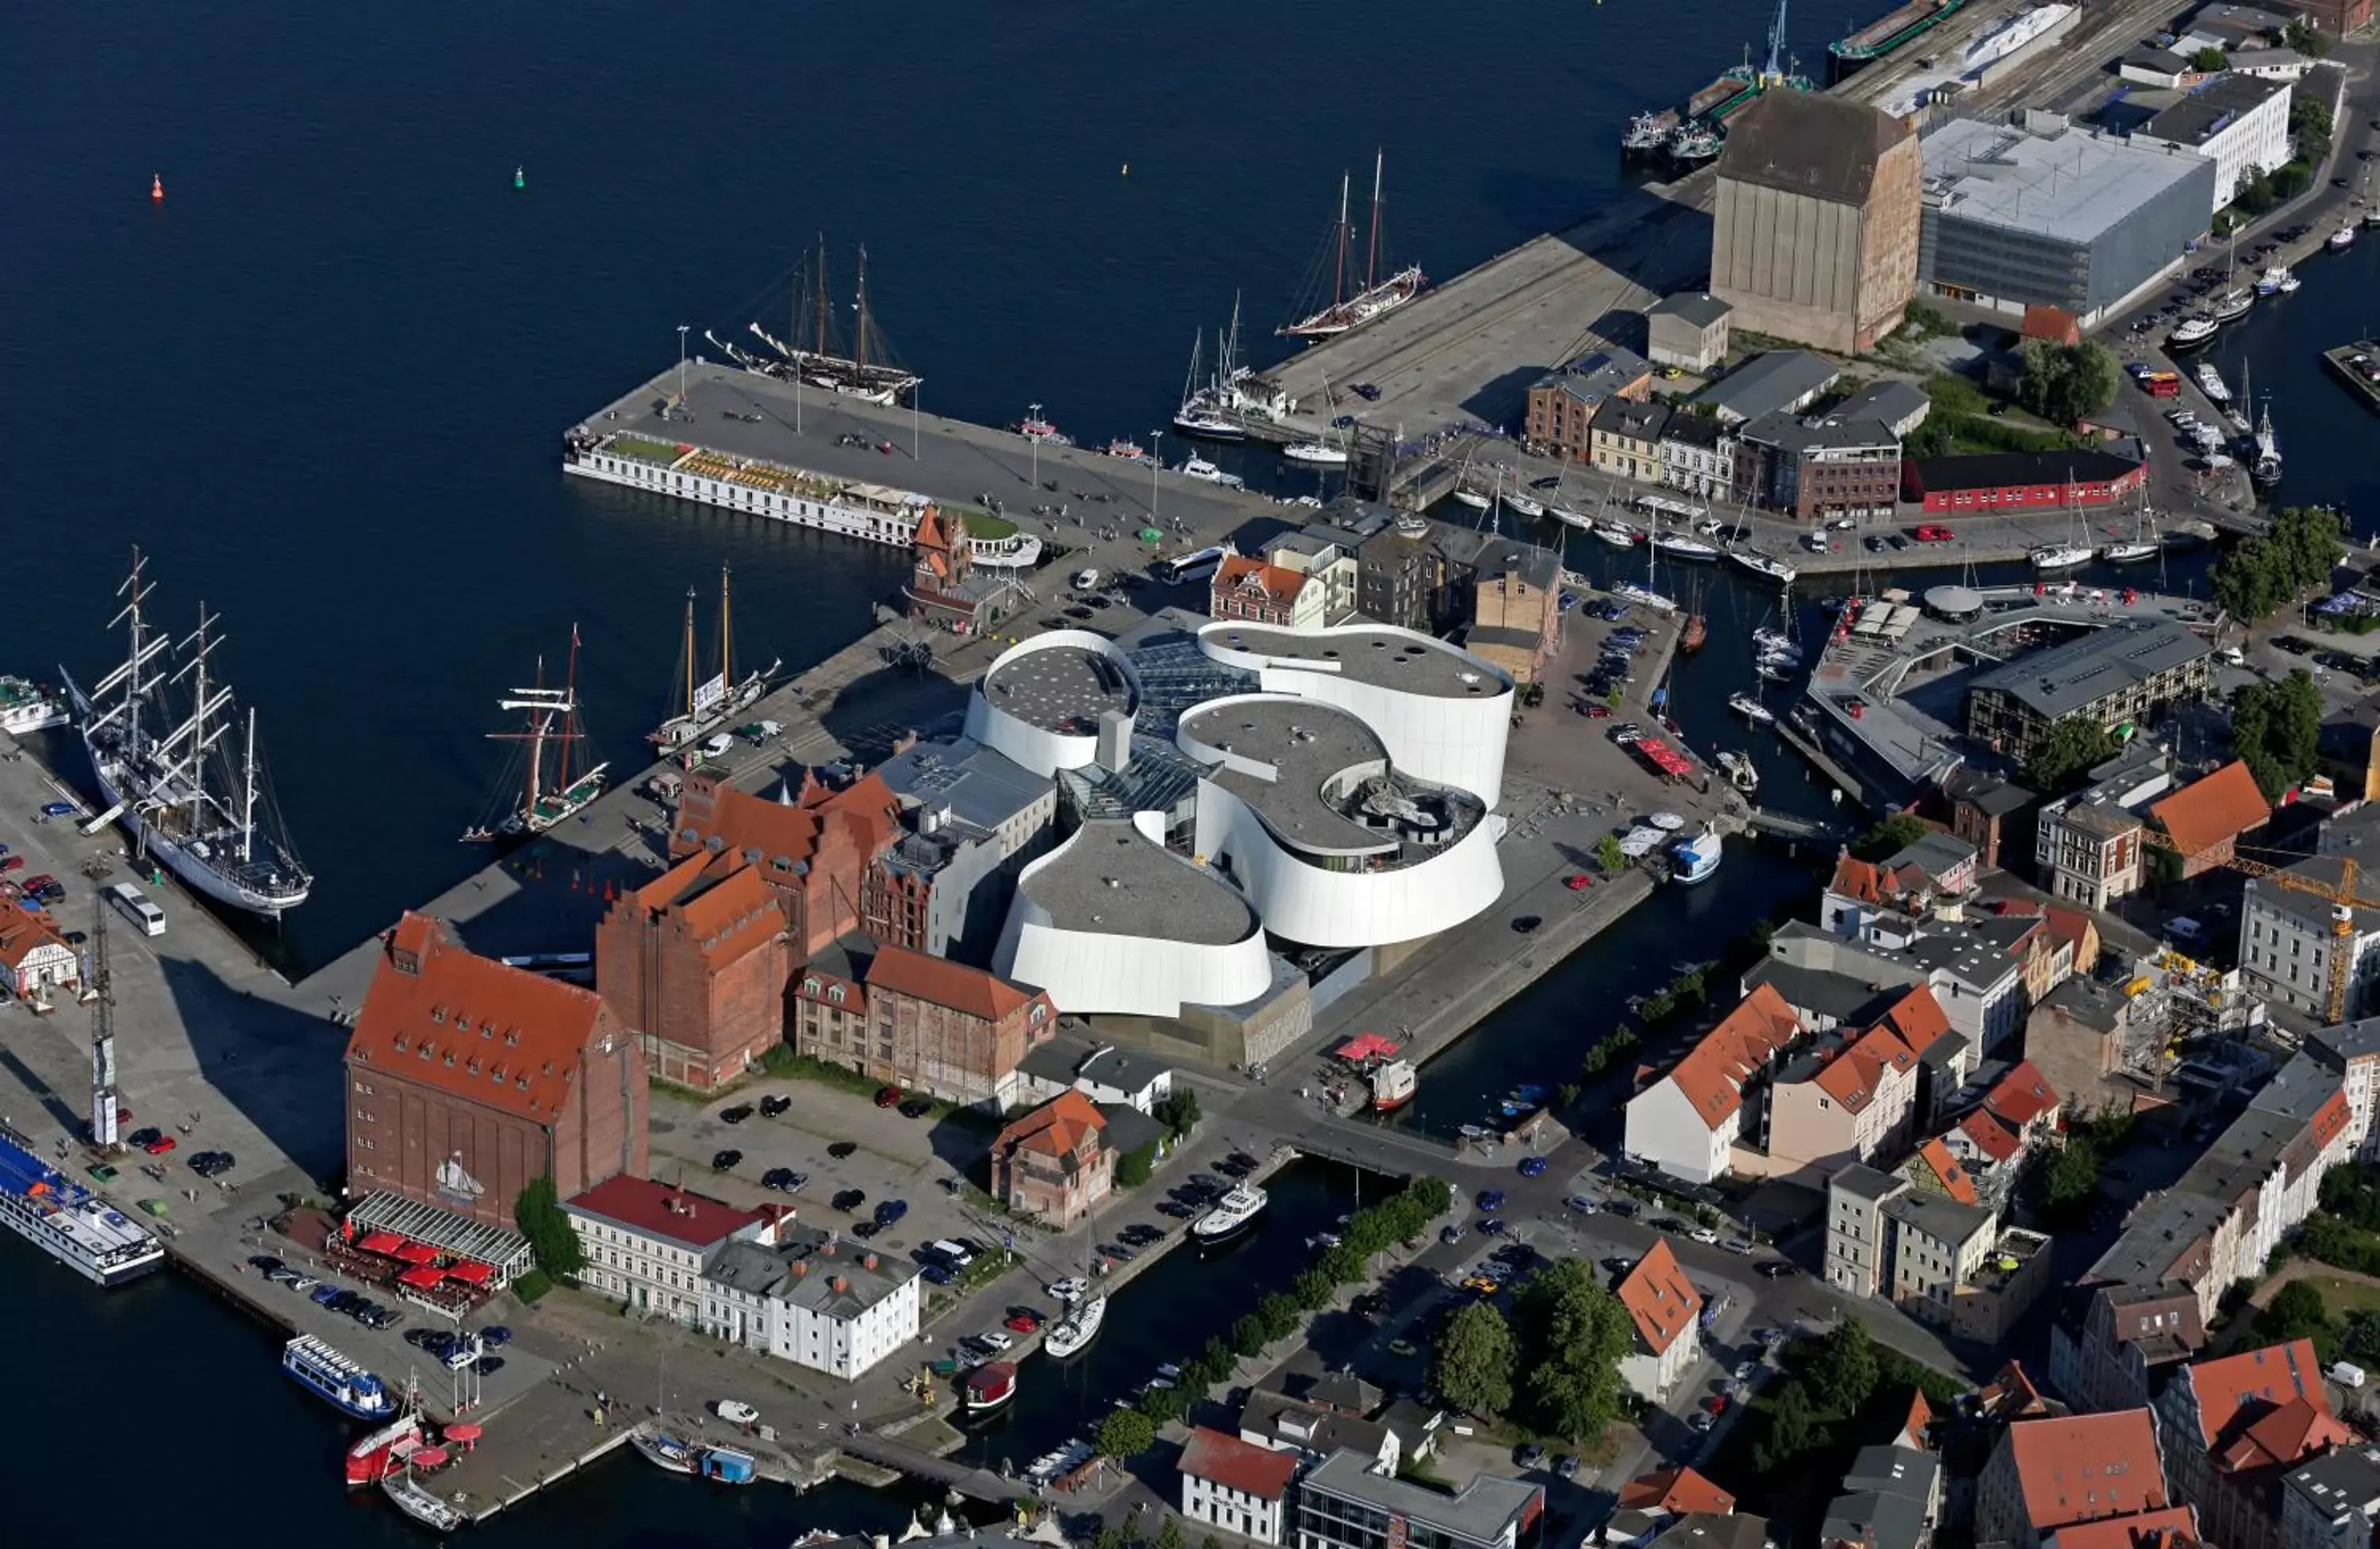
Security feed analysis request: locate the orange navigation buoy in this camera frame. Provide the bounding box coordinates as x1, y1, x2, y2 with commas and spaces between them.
151, 173, 164, 202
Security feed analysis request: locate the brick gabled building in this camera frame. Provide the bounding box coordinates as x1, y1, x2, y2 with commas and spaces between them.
2155, 1339, 2351, 1549
790, 938, 1053, 1109
1979, 1409, 2172, 1549
345, 913, 646, 1229
992, 1089, 1111, 1224
596, 851, 789, 1090
670, 766, 903, 957
1616, 1238, 1704, 1400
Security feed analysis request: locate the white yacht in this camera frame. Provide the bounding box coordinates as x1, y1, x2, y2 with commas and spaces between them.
1191, 1183, 1269, 1245
1449, 485, 1491, 512
1650, 530, 1720, 559
1726, 551, 1798, 585
1727, 691, 1775, 725
2169, 314, 2218, 349
1042, 1294, 1107, 1359
1178, 456, 1246, 489
1592, 523, 1640, 548
1501, 488, 1547, 520
1282, 440, 1349, 467
1612, 582, 1677, 613
0, 1122, 163, 1286
2330, 224, 2358, 251
2029, 543, 2091, 571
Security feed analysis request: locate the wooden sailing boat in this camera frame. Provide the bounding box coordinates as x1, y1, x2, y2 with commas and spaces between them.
650, 564, 780, 754
463, 625, 608, 841
726, 238, 922, 406
1680, 571, 1708, 653
1280, 152, 1426, 340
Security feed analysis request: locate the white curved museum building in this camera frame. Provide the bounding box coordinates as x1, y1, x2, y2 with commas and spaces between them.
974, 620, 1514, 1013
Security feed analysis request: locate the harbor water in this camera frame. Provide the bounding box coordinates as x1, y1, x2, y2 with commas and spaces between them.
4, 2, 2378, 1544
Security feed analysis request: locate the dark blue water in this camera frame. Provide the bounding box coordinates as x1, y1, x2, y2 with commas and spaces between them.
8, 2, 2378, 1543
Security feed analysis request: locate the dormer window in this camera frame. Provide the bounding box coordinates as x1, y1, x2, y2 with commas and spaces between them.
429, 1006, 446, 1024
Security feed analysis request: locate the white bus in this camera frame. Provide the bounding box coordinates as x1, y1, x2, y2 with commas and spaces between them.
1155, 542, 1238, 586
103, 882, 167, 937
1632, 493, 1709, 522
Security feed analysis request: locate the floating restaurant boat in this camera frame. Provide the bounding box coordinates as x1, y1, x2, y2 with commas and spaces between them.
1043, 1294, 1107, 1359
0, 1120, 163, 1286
63, 551, 312, 917
1190, 1183, 1269, 1245
284, 1334, 397, 1422
650, 566, 778, 756
464, 627, 607, 840
1369, 1058, 1418, 1112
1279, 153, 1426, 340
965, 1361, 1019, 1414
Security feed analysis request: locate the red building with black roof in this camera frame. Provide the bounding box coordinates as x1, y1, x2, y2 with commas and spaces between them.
1902, 450, 2145, 513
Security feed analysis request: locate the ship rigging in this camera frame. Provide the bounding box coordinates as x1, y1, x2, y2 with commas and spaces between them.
465, 626, 608, 841
1280, 152, 1425, 340
651, 565, 778, 755
709, 237, 921, 407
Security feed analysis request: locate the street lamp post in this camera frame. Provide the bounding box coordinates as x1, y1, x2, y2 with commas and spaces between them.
1028, 402, 1042, 489
675, 325, 690, 418
1150, 430, 1164, 521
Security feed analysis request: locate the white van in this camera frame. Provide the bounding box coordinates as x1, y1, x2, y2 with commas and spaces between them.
1072, 567, 1100, 590
701, 732, 735, 760
2167, 916, 2207, 944
103, 882, 167, 937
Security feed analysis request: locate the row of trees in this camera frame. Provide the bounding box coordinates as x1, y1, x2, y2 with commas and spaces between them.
2211, 505, 2343, 622
1093, 1178, 1455, 1456
2012, 340, 2121, 427
1430, 1258, 1637, 1442
2232, 670, 2324, 800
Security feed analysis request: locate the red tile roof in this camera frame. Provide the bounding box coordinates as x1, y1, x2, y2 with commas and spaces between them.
1211, 556, 1309, 610
2149, 761, 2269, 858
1898, 1391, 1935, 1451
1829, 854, 1931, 907
1814, 1024, 1917, 1113
0, 897, 69, 972
2042, 1507, 2201, 1549
2044, 907, 2096, 955
345, 913, 609, 1125
2178, 1340, 2348, 1463
631, 853, 787, 968
1914, 1137, 1979, 1205
866, 943, 1041, 1023
680, 770, 904, 874
1664, 984, 1803, 1130
999, 1090, 1105, 1161
1874, 985, 1952, 1053
1981, 1360, 2056, 1421
565, 1174, 762, 1251
1617, 1238, 1702, 1357
2006, 1409, 2170, 1532
1618, 1466, 1736, 1516
1180, 1424, 1300, 1500
1985, 1060, 2060, 1129
1960, 1109, 2024, 1164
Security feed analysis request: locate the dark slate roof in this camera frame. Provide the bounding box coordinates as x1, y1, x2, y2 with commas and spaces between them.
1661, 413, 1729, 450
1650, 293, 1733, 329
1695, 350, 1843, 422
1591, 398, 1675, 443
1718, 91, 1911, 205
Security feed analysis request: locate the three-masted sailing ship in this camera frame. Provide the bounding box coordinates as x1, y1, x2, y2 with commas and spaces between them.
62, 550, 313, 917
708, 238, 922, 407
651, 565, 778, 756
1279, 152, 1426, 340
464, 626, 608, 841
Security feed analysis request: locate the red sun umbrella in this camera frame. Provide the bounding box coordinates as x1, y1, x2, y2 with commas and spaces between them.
411, 1447, 451, 1470
442, 1423, 482, 1447
393, 1242, 440, 1264
397, 1266, 443, 1289
445, 1260, 495, 1286
357, 1231, 405, 1255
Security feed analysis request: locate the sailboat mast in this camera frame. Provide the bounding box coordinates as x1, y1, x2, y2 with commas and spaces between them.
814, 237, 831, 358
855, 246, 872, 373
524, 656, 547, 817
559, 626, 582, 794
680, 588, 698, 720
186, 609, 209, 819
1334, 172, 1351, 309
718, 563, 734, 687
241, 708, 258, 863
1366, 151, 1384, 294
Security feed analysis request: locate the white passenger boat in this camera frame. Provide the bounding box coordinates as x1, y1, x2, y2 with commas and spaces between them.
1670, 828, 1722, 884
284, 1335, 397, 1421
1191, 1184, 1269, 1245
0, 1121, 163, 1286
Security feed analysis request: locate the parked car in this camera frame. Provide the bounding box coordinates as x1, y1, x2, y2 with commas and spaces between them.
716, 1400, 761, 1425
873, 1198, 909, 1226
710, 1148, 742, 1171
1518, 1156, 1549, 1178
898, 1097, 933, 1119
874, 1086, 904, 1108
720, 1105, 754, 1124
762, 1167, 798, 1191
1914, 525, 1953, 543
758, 1094, 792, 1118
834, 1188, 867, 1212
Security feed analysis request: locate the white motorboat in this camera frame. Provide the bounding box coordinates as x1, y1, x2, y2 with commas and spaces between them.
2169, 314, 2218, 349
1670, 828, 1722, 885
1593, 523, 1640, 548
2029, 544, 2091, 571
1727, 551, 1798, 585
1179, 456, 1246, 489
1716, 750, 1759, 792
1173, 407, 1244, 440
1191, 1184, 1269, 1244
2194, 362, 2231, 404
2098, 540, 2158, 563
1283, 440, 1349, 467
1502, 489, 1547, 519
1450, 485, 1491, 511
2330, 225, 2359, 251
1728, 691, 1775, 725
1651, 531, 1720, 559
1755, 661, 1793, 682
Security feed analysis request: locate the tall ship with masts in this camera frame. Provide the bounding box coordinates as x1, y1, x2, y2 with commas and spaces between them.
1280, 152, 1426, 341
708, 238, 922, 408
464, 627, 608, 841
650, 566, 779, 756
62, 551, 312, 917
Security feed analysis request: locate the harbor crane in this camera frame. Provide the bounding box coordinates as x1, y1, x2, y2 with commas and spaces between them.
2144, 831, 2380, 1026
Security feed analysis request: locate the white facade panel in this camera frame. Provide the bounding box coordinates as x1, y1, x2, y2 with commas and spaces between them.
962, 631, 1142, 778
996, 834, 1274, 1018
1623, 1078, 1734, 1186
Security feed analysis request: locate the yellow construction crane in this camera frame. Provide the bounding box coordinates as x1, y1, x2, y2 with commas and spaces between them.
2146, 832, 2380, 1025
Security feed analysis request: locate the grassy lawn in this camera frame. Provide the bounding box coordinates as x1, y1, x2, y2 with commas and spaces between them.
609, 434, 688, 466
953, 506, 1016, 540
2301, 1274, 2380, 1318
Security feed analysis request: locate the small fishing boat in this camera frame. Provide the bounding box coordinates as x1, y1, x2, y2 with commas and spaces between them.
2330, 224, 2358, 252
1103, 438, 1147, 461
1283, 440, 1349, 467
1369, 1059, 1417, 1113
632, 1428, 702, 1475
1717, 750, 1759, 792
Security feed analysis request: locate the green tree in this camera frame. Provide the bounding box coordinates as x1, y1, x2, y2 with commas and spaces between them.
1096, 1524, 1129, 1549
1433, 1300, 1520, 1418
2038, 1135, 2102, 1217
1852, 811, 1933, 862
1155, 1087, 1203, 1142
2213, 506, 2344, 622
2232, 670, 2324, 799
2293, 92, 2335, 162
2014, 340, 2121, 425
2022, 717, 2123, 794
515, 1175, 585, 1280
1806, 1318, 1881, 1415
1598, 834, 1628, 874
1096, 1408, 1157, 1458
1138, 1382, 1190, 1424
1156, 1517, 1185, 1549
2255, 1279, 2340, 1362
2188, 46, 2229, 71
1514, 1259, 1637, 1442
1410, 1176, 1455, 1218
1754, 1378, 1823, 1470
1230, 1313, 1267, 1356
1256, 1291, 1301, 1343
1115, 1142, 1157, 1189
2285, 18, 2332, 59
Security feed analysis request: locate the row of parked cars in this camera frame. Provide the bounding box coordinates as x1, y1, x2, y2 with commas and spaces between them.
249, 1254, 402, 1328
